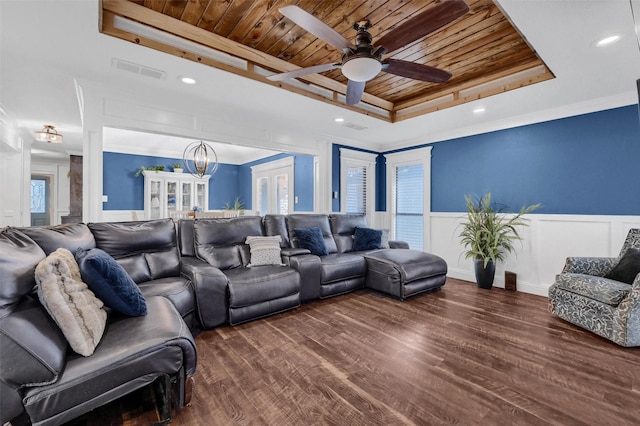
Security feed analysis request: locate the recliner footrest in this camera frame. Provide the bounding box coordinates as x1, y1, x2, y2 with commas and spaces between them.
363, 249, 447, 300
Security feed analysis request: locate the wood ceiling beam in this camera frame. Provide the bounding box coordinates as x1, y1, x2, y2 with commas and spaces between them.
101, 0, 394, 112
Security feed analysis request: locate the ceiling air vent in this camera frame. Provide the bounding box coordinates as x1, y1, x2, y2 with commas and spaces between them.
341, 122, 368, 131
111, 58, 166, 80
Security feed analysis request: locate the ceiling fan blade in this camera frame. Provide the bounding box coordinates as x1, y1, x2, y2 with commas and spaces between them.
346, 80, 366, 105
267, 63, 341, 81
383, 59, 452, 83
279, 6, 354, 51
375, 0, 469, 53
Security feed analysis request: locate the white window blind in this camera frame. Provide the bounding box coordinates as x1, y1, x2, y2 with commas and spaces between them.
345, 165, 366, 214
340, 148, 376, 224
395, 163, 424, 250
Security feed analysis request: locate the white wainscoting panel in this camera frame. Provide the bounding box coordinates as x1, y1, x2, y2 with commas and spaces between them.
430, 213, 640, 297
101, 210, 144, 223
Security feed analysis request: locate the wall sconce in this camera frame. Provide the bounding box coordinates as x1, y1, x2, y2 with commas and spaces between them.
183, 140, 219, 178
35, 125, 63, 143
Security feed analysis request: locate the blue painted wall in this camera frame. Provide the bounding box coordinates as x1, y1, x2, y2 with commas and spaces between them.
104, 151, 315, 212
102, 152, 240, 210
379, 105, 640, 215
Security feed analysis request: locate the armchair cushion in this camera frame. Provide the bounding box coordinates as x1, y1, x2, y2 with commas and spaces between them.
604, 248, 640, 284
554, 273, 632, 306
76, 248, 147, 317
294, 227, 328, 256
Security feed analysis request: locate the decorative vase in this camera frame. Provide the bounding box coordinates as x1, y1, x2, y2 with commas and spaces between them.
174, 168, 183, 173
474, 259, 495, 289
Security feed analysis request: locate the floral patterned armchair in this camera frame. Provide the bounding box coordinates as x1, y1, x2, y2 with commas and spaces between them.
548, 229, 640, 347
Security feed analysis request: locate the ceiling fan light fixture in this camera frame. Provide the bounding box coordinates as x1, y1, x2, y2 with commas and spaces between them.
341, 57, 381, 82
34, 125, 63, 143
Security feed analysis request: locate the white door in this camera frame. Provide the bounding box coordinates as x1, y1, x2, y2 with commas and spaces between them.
252, 157, 294, 216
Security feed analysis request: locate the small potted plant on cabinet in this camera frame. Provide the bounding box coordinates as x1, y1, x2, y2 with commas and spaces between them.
172, 162, 184, 173
459, 192, 539, 289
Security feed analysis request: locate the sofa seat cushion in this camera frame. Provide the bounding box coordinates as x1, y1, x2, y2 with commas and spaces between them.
224, 266, 300, 308
21, 296, 196, 426
555, 273, 631, 306
137, 277, 195, 319
320, 253, 367, 284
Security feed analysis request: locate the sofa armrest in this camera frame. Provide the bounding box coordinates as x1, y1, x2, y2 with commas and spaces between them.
281, 247, 311, 257
561, 257, 617, 276
283, 253, 321, 302
389, 240, 409, 249
614, 274, 640, 346
181, 257, 229, 329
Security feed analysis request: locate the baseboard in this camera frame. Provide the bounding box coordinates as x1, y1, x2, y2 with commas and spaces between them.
447, 268, 549, 297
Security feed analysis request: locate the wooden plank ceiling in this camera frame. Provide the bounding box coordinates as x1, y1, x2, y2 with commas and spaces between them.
100, 0, 553, 122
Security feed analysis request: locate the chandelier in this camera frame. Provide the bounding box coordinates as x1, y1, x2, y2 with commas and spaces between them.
35, 125, 63, 143
183, 140, 219, 178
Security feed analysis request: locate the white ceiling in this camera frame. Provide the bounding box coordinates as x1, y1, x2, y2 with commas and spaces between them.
1, 0, 639, 162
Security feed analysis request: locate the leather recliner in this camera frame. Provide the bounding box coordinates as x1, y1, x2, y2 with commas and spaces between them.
1, 222, 197, 426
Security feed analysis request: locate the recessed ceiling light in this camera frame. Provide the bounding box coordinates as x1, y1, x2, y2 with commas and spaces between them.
179, 76, 197, 85
473, 107, 486, 114
334, 117, 345, 123
596, 34, 621, 47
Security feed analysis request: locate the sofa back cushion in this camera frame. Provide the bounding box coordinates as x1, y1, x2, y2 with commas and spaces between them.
0, 297, 67, 389
194, 217, 264, 270
286, 214, 337, 254
88, 219, 180, 283
263, 215, 290, 248
20, 223, 96, 256
177, 219, 196, 257
329, 214, 368, 253
0, 228, 45, 315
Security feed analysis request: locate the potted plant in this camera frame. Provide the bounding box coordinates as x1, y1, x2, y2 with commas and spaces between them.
172, 162, 184, 173
459, 192, 540, 289
134, 165, 165, 177
223, 196, 245, 216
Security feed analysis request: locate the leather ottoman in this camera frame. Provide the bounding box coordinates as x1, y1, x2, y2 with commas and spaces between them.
363, 249, 448, 300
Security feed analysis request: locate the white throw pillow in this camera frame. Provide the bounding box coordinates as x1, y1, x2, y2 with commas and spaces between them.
245, 235, 284, 267
36, 248, 107, 356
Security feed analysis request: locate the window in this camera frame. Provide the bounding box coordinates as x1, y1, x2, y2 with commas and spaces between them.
385, 147, 432, 251
395, 164, 424, 250
252, 157, 294, 215
30, 179, 47, 213
340, 148, 376, 223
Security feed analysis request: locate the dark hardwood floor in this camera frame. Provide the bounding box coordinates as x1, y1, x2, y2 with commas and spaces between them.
69, 278, 640, 425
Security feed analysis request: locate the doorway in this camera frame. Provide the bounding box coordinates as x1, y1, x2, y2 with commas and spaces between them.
31, 175, 52, 226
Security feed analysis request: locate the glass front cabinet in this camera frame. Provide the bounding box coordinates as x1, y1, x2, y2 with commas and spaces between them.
142, 170, 210, 219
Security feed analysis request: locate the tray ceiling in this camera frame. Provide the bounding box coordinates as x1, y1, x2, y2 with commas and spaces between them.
100, 0, 554, 122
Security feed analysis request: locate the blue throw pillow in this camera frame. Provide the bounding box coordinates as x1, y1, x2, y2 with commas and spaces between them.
294, 227, 328, 256
353, 227, 382, 251
75, 248, 147, 316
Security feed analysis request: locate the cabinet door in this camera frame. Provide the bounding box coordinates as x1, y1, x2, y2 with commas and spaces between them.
148, 178, 163, 220
195, 182, 207, 211
166, 180, 178, 217
181, 180, 193, 211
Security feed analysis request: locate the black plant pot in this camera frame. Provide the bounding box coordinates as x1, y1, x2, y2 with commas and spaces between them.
474, 259, 496, 289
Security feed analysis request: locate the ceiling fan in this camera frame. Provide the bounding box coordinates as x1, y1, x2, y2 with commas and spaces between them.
267, 0, 470, 106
